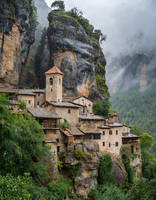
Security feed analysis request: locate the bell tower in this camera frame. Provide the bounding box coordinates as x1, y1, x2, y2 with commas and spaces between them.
45, 66, 64, 102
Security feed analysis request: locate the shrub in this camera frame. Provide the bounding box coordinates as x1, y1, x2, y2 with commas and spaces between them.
74, 149, 87, 160
60, 120, 70, 129
98, 155, 115, 185
93, 99, 110, 117
0, 174, 32, 200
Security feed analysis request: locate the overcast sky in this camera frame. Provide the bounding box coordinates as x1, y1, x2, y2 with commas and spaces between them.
45, 0, 156, 58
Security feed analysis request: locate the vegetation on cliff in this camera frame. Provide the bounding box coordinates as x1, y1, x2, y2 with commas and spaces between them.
35, 1, 109, 100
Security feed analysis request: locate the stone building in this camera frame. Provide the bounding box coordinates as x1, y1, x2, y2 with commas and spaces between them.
0, 65, 142, 175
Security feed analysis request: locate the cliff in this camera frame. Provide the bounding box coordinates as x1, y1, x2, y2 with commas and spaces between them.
35, 9, 109, 100
107, 52, 156, 93
0, 0, 37, 87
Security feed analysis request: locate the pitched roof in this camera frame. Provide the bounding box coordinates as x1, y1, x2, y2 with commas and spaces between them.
28, 108, 61, 119
72, 96, 92, 103
45, 66, 64, 75
79, 114, 105, 121
80, 128, 101, 135
61, 127, 84, 136
48, 101, 80, 108
122, 134, 140, 139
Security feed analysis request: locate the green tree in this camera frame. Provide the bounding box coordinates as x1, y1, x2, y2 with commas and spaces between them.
0, 94, 51, 183
93, 99, 110, 117
51, 0, 65, 10
0, 174, 32, 200
140, 133, 153, 149
98, 155, 115, 185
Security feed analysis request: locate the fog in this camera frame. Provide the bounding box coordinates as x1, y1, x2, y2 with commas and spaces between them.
44, 0, 156, 91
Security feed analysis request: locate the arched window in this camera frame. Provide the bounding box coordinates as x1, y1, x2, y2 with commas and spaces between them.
116, 130, 118, 135
49, 78, 53, 86
59, 78, 61, 85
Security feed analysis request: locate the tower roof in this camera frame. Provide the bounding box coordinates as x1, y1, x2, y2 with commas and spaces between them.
45, 66, 64, 75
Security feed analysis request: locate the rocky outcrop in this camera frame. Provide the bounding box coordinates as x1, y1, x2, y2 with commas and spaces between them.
35, 9, 109, 101
112, 157, 127, 185
62, 142, 127, 199
63, 142, 100, 199
0, 0, 36, 87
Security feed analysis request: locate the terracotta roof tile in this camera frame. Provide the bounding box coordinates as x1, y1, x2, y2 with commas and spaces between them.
45, 66, 64, 75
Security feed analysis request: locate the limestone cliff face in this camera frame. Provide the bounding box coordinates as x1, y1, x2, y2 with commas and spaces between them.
107, 52, 156, 93
0, 0, 36, 87
35, 10, 109, 101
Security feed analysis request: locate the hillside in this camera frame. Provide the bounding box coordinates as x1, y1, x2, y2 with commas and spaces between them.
111, 88, 156, 137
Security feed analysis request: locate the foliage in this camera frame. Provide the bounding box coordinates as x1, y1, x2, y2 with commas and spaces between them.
0, 174, 32, 200
111, 88, 156, 141
72, 163, 81, 179
0, 94, 51, 183
121, 147, 135, 184
98, 155, 115, 185
66, 7, 94, 35
127, 179, 156, 200
74, 149, 87, 160
48, 176, 73, 200
19, 100, 26, 110
88, 185, 128, 200
51, 1, 65, 10
60, 120, 70, 129
140, 133, 153, 149
96, 74, 110, 97
93, 99, 110, 117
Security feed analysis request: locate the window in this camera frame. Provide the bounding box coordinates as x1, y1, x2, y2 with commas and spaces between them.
116, 130, 118, 135
131, 145, 134, 154
103, 142, 105, 146
68, 109, 71, 114
50, 78, 53, 85
37, 102, 40, 106
38, 93, 40, 97
56, 138, 59, 143
57, 146, 60, 153
74, 136, 81, 140
115, 142, 119, 147
109, 130, 112, 135
109, 143, 111, 147
59, 79, 61, 85
93, 134, 101, 140
51, 88, 53, 92
89, 104, 91, 107
103, 131, 105, 135
85, 134, 92, 140
28, 100, 31, 104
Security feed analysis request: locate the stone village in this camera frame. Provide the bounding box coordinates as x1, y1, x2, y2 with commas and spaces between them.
0, 66, 142, 175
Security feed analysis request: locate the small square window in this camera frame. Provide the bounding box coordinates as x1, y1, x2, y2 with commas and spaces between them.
116, 130, 118, 135
103, 142, 105, 146
68, 109, 71, 114
28, 100, 31, 104
109, 143, 111, 147
38, 93, 40, 97
103, 131, 105, 135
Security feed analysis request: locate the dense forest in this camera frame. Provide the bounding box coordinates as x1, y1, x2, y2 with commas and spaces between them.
111, 88, 156, 156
